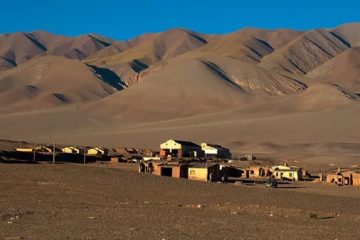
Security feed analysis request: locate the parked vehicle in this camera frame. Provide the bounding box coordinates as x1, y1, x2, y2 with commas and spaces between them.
265, 178, 278, 188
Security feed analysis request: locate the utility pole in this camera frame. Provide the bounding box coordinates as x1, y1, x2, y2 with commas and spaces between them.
83, 147, 86, 165
52, 142, 56, 164
33, 145, 36, 162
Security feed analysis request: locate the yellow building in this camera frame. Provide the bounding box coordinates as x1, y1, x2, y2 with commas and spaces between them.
188, 164, 220, 182
160, 139, 203, 158
271, 165, 302, 181
87, 147, 106, 155
61, 147, 80, 154
16, 145, 54, 153
15, 147, 34, 152
201, 143, 231, 159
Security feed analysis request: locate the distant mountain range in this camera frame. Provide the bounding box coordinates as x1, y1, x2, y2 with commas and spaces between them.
0, 23, 359, 152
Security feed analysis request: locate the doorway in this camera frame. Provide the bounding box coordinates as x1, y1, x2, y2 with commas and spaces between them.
161, 167, 172, 177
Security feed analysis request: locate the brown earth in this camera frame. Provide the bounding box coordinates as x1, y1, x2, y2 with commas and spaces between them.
0, 163, 359, 240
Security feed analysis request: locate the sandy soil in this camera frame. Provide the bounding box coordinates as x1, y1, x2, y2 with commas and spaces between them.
1, 102, 359, 168
1, 163, 359, 240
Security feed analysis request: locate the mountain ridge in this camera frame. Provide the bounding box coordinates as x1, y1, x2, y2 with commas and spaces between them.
0, 23, 359, 116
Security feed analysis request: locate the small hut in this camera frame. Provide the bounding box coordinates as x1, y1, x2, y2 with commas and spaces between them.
153, 162, 189, 178
188, 164, 221, 182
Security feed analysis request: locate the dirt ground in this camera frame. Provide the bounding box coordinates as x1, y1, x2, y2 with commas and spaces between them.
0, 163, 360, 240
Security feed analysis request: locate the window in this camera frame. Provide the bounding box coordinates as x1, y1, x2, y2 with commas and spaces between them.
250, 170, 254, 174
289, 173, 293, 177
190, 170, 195, 175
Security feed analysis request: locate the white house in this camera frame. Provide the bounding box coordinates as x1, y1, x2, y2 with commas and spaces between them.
160, 139, 203, 158
201, 143, 231, 159
271, 165, 303, 181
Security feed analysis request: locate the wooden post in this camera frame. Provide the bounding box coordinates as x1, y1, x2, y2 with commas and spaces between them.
33, 145, 36, 162
52, 142, 56, 164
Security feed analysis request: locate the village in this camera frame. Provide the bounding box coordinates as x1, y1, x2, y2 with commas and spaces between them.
1, 138, 360, 239
1, 138, 360, 188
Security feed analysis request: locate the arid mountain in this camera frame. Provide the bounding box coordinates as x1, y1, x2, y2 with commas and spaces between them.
259, 29, 350, 74
85, 58, 251, 122
307, 47, 360, 92
0, 32, 47, 69
85, 28, 213, 86
87, 28, 211, 64
0, 55, 120, 111
0, 31, 113, 71
0, 23, 359, 158
84, 55, 307, 124
189, 28, 302, 63
331, 22, 360, 47
31, 30, 112, 59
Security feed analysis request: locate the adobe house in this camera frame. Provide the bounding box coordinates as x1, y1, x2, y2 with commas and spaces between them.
326, 168, 360, 186
271, 165, 303, 181
201, 143, 231, 159
61, 146, 81, 154
243, 165, 271, 178
87, 147, 107, 155
326, 171, 346, 186
153, 162, 189, 178
188, 164, 221, 182
17, 145, 58, 154
160, 139, 203, 158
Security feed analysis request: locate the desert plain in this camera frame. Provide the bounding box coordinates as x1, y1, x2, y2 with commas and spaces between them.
0, 163, 360, 240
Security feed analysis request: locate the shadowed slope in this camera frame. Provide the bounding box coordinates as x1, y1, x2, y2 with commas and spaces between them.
308, 47, 360, 92
84, 59, 252, 123
259, 29, 350, 74
84, 29, 211, 86
31, 31, 112, 60
86, 32, 160, 61
0, 31, 114, 72
0, 32, 47, 70
330, 22, 360, 47
0, 56, 118, 111
192, 28, 302, 63
197, 56, 307, 96
84, 56, 308, 123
